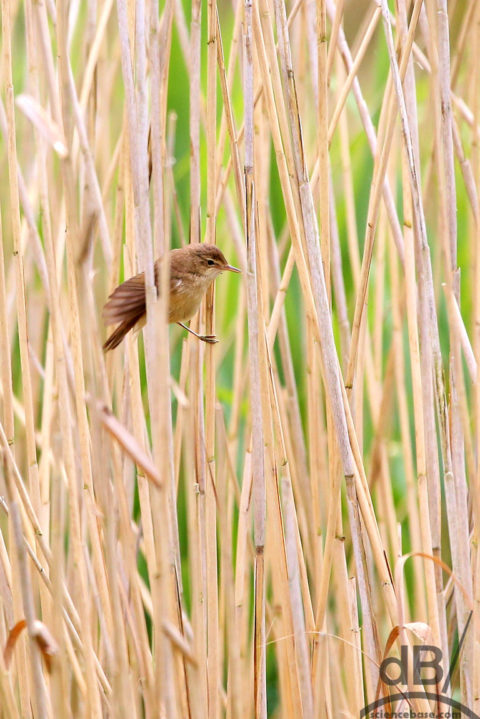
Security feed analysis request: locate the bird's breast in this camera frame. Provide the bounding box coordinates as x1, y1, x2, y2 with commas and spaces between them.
168, 274, 211, 323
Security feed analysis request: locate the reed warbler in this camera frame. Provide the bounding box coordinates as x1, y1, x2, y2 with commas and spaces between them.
103, 244, 240, 351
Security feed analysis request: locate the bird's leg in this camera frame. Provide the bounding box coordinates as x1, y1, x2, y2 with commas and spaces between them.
177, 322, 218, 344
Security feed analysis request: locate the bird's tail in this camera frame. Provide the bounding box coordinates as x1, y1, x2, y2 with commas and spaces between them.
102, 270, 149, 351
103, 316, 141, 351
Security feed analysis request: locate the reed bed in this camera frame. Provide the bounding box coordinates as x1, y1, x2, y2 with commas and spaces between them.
0, 0, 479, 716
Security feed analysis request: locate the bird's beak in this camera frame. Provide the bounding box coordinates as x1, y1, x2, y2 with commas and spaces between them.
223, 264, 241, 273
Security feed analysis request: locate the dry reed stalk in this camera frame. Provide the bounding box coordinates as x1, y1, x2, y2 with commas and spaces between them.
270, 363, 313, 714
316, 0, 329, 294
188, 0, 209, 706
243, 0, 267, 714
472, 4, 480, 715
428, 0, 474, 703
205, 0, 220, 715
0, 215, 14, 453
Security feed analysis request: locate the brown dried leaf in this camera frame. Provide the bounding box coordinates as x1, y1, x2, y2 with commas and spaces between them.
3, 619, 27, 668
4, 619, 58, 673
93, 401, 163, 488
403, 622, 432, 644
32, 620, 59, 673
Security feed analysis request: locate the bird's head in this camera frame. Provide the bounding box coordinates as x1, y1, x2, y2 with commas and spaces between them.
188, 244, 241, 280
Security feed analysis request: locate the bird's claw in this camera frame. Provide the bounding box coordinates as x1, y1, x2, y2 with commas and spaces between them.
200, 335, 219, 344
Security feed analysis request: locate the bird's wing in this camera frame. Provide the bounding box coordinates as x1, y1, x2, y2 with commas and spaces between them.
170, 277, 185, 294
102, 271, 147, 325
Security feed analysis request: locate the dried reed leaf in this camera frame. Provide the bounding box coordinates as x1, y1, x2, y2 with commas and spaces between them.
93, 401, 163, 488
16, 94, 68, 157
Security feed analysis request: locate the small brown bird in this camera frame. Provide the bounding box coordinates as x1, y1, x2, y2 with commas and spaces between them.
103, 244, 240, 351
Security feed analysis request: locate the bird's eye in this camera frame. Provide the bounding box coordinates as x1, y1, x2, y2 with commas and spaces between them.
207, 259, 215, 266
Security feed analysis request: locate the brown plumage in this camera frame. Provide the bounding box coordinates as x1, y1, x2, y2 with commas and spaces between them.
103, 244, 240, 351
